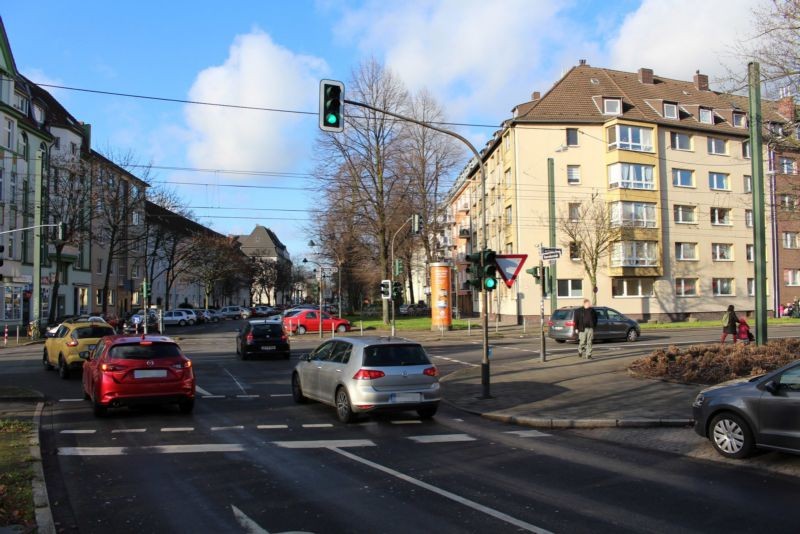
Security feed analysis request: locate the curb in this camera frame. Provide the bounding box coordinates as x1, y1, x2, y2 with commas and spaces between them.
30, 402, 55, 534
482, 411, 693, 429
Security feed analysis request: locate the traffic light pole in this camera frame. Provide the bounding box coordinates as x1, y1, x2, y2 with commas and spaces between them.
342, 98, 492, 397
390, 216, 414, 338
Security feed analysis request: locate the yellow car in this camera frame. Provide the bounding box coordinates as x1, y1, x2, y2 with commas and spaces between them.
43, 321, 116, 379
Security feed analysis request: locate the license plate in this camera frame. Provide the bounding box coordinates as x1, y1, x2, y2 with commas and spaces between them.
261, 346, 276, 351
88, 344, 96, 351
134, 369, 167, 379
392, 393, 421, 403
551, 326, 562, 330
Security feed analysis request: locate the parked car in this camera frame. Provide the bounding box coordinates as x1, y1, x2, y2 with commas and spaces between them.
283, 309, 351, 335
162, 310, 191, 326
236, 319, 290, 360
43, 321, 117, 379
81, 334, 195, 416
547, 306, 640, 343
252, 305, 277, 317
693, 359, 800, 459
292, 337, 440, 423
122, 312, 161, 334
198, 309, 221, 323
47, 315, 109, 335
220, 306, 249, 320
175, 309, 199, 326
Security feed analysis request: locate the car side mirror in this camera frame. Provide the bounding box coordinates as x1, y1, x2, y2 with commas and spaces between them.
301, 353, 311, 362
79, 351, 90, 360
763, 380, 779, 395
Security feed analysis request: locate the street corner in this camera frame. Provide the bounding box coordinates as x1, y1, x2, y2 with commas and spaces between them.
442, 376, 569, 416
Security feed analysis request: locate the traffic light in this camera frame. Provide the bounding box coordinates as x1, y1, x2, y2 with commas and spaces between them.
394, 258, 403, 276
392, 281, 402, 300
57, 222, 66, 241
319, 80, 344, 132
482, 249, 497, 291
464, 252, 482, 290
380, 279, 391, 300
526, 266, 541, 281
0, 245, 4, 267
411, 214, 421, 235
542, 266, 551, 296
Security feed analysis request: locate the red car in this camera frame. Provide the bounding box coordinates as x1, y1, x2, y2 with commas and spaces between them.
82, 334, 195, 416
283, 309, 351, 335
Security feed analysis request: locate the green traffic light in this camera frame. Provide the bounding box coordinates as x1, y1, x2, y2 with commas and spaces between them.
326, 113, 338, 125
484, 277, 497, 290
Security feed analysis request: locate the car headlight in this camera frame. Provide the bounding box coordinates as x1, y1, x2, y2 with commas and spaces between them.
692, 394, 705, 408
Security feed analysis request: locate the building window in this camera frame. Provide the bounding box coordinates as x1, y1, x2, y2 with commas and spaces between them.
96, 258, 103, 274
504, 205, 512, 225
603, 98, 621, 115
0, 168, 3, 202
557, 279, 583, 298
710, 207, 731, 225
713, 278, 734, 296
609, 201, 656, 228
568, 203, 581, 221
9, 172, 15, 203
503, 133, 510, 152
675, 278, 698, 296
608, 163, 655, 190
784, 232, 800, 249
663, 102, 678, 119
712, 243, 733, 261
4, 119, 13, 149
567, 165, 581, 184
747, 278, 755, 296
673, 204, 697, 224
612, 278, 654, 297
607, 124, 653, 152
733, 113, 746, 128
96, 289, 103, 306
675, 242, 698, 261
132, 264, 140, 278
781, 194, 798, 211
779, 157, 796, 174
107, 289, 114, 306
746, 244, 754, 262
566, 128, 579, 146
742, 141, 751, 159
672, 168, 694, 187
745, 209, 753, 228
569, 241, 581, 260
708, 172, 729, 191
786, 269, 800, 286
670, 132, 691, 150
768, 122, 784, 136
132, 211, 141, 225
53, 136, 60, 150
504, 169, 512, 188
744, 175, 752, 193
699, 108, 713, 124
707, 137, 727, 155
611, 241, 658, 267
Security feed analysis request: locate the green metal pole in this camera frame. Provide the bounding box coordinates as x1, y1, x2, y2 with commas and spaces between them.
32, 151, 43, 336
748, 62, 768, 345
548, 158, 557, 313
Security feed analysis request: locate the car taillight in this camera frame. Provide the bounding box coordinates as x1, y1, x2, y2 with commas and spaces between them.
423, 367, 438, 377
172, 360, 192, 369
547, 321, 554, 327
353, 369, 385, 380
100, 363, 122, 372
246, 333, 254, 345
281, 335, 288, 342
564, 321, 575, 327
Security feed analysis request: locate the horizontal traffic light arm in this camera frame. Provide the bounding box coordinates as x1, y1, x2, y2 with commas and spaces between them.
0, 222, 64, 236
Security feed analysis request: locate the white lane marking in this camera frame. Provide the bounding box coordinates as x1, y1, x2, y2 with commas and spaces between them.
111, 429, 146, 434
408, 434, 476, 444
195, 385, 214, 396
202, 395, 226, 399
269, 394, 292, 397
230, 505, 270, 534
432, 355, 479, 368
272, 439, 375, 449
58, 398, 84, 403
58, 444, 244, 456
302, 423, 333, 428
161, 427, 194, 432
224, 368, 248, 394
453, 418, 464, 422
60, 429, 96, 434
236, 394, 260, 399
211, 426, 244, 431
390, 420, 422, 425
505, 430, 551, 438
257, 424, 289, 430
329, 447, 551, 534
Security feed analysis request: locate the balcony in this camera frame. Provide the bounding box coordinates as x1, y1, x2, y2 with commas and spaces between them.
458, 227, 471, 239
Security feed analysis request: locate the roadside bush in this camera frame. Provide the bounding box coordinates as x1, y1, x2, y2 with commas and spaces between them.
628, 338, 800, 385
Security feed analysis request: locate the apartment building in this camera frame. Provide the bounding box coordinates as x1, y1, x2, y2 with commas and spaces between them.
447, 62, 784, 322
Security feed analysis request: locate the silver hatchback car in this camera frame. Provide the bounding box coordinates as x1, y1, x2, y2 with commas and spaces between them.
292, 337, 441, 423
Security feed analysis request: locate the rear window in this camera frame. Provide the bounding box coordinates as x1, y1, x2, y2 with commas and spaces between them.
109, 342, 183, 360
550, 309, 573, 321
252, 324, 284, 336
362, 344, 430, 367
74, 326, 116, 339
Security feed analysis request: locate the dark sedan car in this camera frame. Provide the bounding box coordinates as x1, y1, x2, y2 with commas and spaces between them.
693, 359, 800, 458
547, 306, 640, 343
236, 319, 291, 360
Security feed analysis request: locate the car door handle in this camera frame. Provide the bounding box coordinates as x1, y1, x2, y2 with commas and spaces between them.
336, 369, 342, 373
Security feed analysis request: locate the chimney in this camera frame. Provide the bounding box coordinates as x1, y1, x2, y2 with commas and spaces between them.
638, 68, 654, 84
778, 95, 796, 121
693, 70, 709, 91
578, 59, 587, 66
531, 91, 541, 101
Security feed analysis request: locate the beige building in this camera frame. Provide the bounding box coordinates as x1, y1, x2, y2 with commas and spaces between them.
447, 62, 778, 322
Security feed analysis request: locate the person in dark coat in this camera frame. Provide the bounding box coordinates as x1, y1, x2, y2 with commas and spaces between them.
574, 299, 598, 359
720, 304, 739, 344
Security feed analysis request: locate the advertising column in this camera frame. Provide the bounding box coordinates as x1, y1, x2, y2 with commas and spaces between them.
430, 262, 452, 331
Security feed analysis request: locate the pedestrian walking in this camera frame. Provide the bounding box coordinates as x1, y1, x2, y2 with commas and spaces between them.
720, 304, 739, 344
575, 299, 598, 359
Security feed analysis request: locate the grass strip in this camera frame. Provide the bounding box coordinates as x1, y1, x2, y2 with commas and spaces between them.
0, 418, 35, 530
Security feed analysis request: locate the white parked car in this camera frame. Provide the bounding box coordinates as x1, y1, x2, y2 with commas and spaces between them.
162, 310, 191, 326
175, 309, 198, 325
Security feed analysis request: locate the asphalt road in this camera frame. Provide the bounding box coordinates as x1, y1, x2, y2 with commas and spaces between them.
2, 321, 800, 533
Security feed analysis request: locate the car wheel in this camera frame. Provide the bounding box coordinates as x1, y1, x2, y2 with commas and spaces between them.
178, 399, 194, 414
336, 324, 347, 333
297, 325, 307, 335
292, 373, 307, 404
626, 329, 639, 342
417, 405, 438, 419
188, 319, 195, 326
58, 355, 70, 380
43, 350, 53, 370
554, 339, 566, 344
709, 412, 754, 459
178, 320, 186, 326
335, 387, 355, 423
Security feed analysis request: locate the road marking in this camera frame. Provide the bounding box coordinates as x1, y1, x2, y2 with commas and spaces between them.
230, 505, 270, 534
408, 434, 476, 444
202, 395, 226, 399
236, 394, 260, 399
58, 444, 245, 456
60, 429, 96, 434
195, 385, 214, 396
161, 427, 194, 432
58, 398, 84, 403
302, 423, 333, 428
432, 355, 479, 368
272, 439, 375, 449
452, 418, 464, 422
257, 424, 289, 430
329, 447, 551, 533
269, 394, 291, 397
224, 368, 248, 394
390, 420, 422, 425
111, 429, 146, 434
211, 426, 244, 431
505, 430, 551, 438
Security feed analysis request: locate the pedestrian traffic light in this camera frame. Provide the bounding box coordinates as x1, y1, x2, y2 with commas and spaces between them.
392, 281, 402, 300
319, 80, 344, 133
482, 249, 497, 291
526, 266, 541, 282
380, 279, 391, 300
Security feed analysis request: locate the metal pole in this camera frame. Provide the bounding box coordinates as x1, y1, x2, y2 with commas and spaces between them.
548, 158, 557, 313
748, 62, 768, 345
32, 152, 44, 336
539, 257, 546, 362
318, 271, 323, 339
338, 258, 342, 320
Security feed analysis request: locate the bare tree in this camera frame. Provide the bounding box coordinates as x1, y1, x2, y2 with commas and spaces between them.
185, 235, 252, 309
251, 253, 278, 305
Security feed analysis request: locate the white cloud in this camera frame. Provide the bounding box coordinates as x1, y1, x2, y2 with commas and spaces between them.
606, 0, 770, 86
184, 29, 328, 173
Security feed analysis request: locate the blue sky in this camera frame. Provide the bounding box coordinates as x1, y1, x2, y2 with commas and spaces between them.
2, 0, 764, 259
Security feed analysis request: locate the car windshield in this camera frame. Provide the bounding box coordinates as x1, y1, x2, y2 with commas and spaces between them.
74, 326, 116, 339
362, 344, 430, 367
285, 310, 302, 317
252, 325, 283, 336
109, 342, 183, 360
551, 309, 572, 321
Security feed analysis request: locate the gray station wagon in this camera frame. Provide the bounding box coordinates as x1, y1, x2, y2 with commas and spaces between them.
547, 306, 640, 343
292, 336, 441, 423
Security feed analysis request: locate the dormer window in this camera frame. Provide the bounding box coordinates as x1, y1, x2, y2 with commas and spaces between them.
13, 93, 29, 114
768, 122, 784, 136
732, 112, 746, 128
699, 108, 713, 124
663, 102, 678, 119
603, 98, 622, 115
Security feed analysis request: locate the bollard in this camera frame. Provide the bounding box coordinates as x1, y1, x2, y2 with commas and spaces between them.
359, 321, 363, 336
16, 325, 19, 345
468, 319, 471, 336
523, 317, 527, 335
3, 324, 7, 347
331, 322, 335, 338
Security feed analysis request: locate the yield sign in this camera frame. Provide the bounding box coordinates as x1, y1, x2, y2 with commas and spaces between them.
495, 254, 528, 288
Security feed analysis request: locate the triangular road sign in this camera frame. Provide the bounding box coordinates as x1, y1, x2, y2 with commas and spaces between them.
495, 254, 528, 288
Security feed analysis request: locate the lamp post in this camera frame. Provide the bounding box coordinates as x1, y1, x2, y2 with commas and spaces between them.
302, 258, 323, 339
309, 239, 343, 318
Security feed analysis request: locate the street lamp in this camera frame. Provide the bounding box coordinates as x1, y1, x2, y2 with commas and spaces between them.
302, 257, 323, 339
